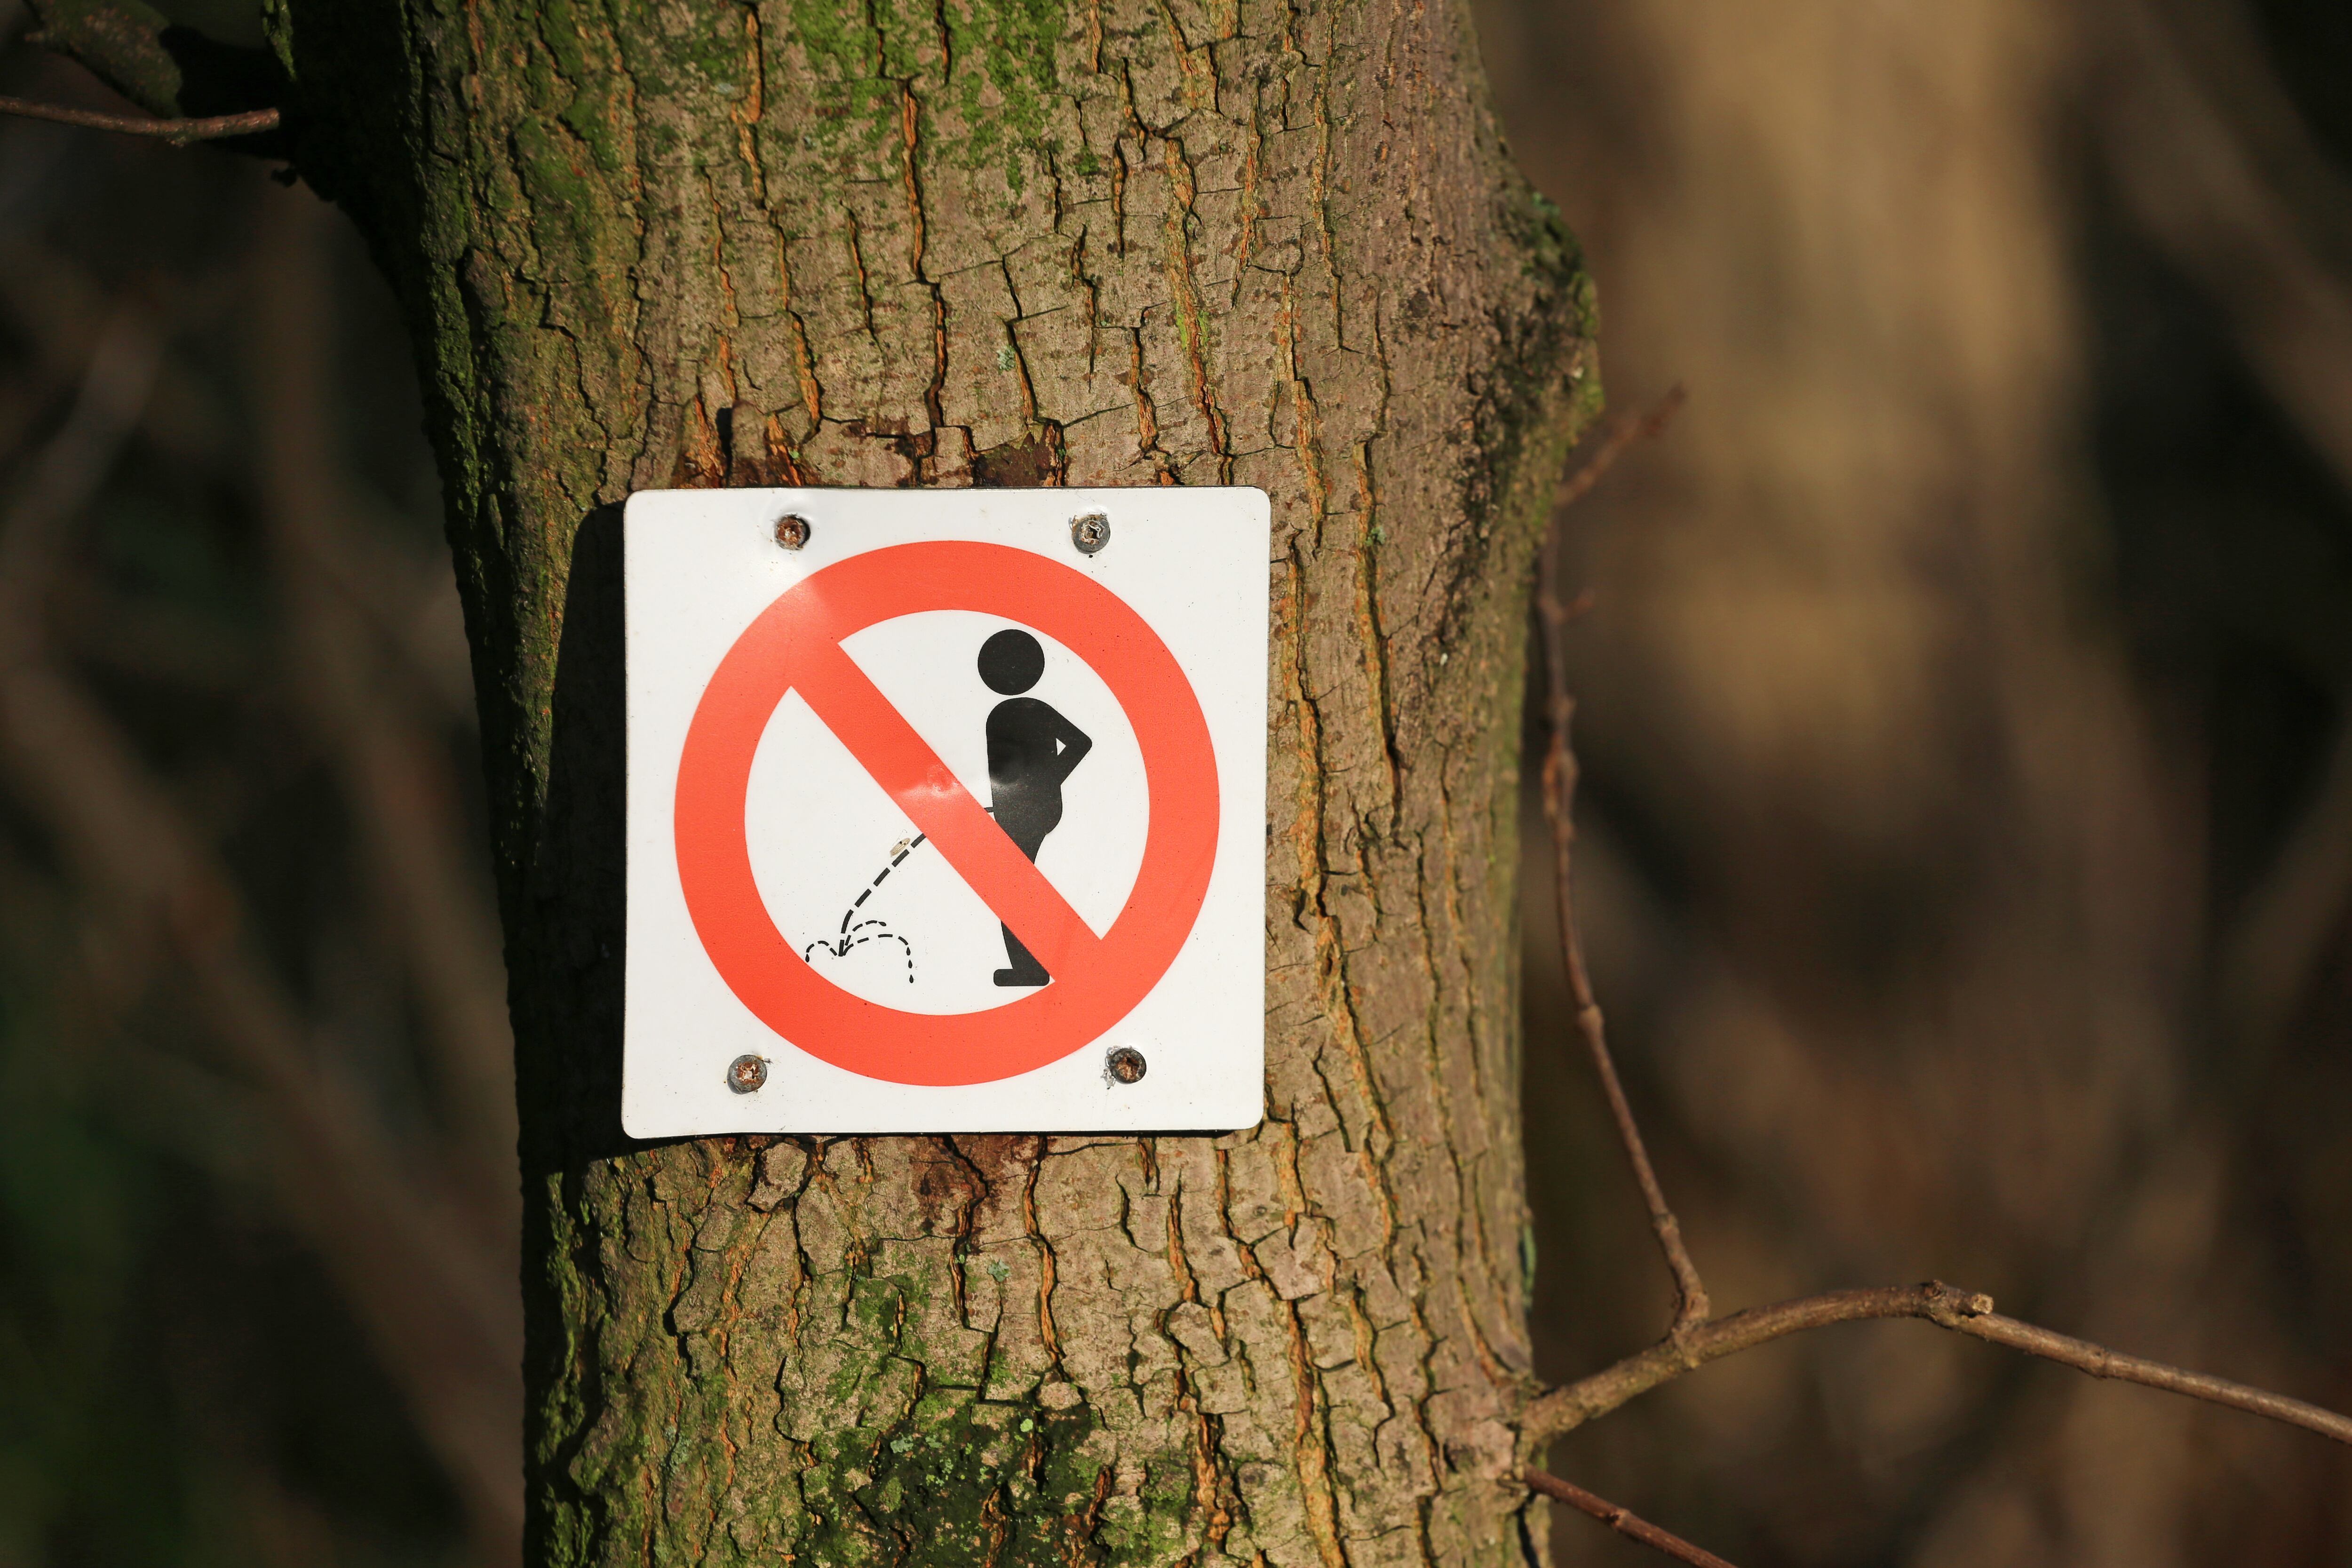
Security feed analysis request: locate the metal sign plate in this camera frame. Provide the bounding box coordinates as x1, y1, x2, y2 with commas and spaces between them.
621, 487, 1270, 1134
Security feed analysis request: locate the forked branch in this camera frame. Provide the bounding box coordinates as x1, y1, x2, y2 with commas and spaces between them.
1520, 1280, 2352, 1450
1524, 394, 2352, 1568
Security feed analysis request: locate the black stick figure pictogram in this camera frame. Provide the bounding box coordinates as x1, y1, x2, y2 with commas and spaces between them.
978, 629, 1092, 985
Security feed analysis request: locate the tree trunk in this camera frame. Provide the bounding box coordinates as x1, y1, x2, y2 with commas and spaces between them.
281, 0, 1596, 1560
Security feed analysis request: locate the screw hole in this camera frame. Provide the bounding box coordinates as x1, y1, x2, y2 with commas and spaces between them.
774, 514, 811, 550
1070, 512, 1110, 555
1105, 1046, 1146, 1084
728, 1054, 770, 1093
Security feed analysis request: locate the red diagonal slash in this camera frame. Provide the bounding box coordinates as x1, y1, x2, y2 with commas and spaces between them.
790, 638, 1104, 978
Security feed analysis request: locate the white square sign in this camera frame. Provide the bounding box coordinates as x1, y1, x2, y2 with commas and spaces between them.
622, 487, 1270, 1135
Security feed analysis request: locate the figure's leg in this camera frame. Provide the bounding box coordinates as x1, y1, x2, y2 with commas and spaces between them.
993, 817, 1053, 986
995, 923, 1049, 986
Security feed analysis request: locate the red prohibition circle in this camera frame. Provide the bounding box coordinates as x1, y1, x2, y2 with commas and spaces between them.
674, 540, 1219, 1087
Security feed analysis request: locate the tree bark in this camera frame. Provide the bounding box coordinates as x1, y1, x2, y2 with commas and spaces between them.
278, 0, 1597, 1560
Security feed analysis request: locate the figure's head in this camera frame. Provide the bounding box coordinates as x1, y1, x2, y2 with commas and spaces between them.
978, 629, 1044, 694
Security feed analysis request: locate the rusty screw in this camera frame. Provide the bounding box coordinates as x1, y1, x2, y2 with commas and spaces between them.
728, 1054, 769, 1093
1105, 1046, 1147, 1084
774, 513, 811, 550
1070, 512, 1110, 555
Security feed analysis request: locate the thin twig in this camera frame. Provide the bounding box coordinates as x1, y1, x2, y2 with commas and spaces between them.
1525, 1468, 1741, 1568
1537, 386, 1707, 1335
0, 94, 279, 140
1554, 387, 1686, 516
1521, 1280, 2352, 1450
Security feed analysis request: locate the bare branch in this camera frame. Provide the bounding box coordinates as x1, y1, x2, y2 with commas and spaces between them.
1525, 1468, 1741, 1568
0, 93, 278, 139
1522, 1280, 2352, 1451
1554, 387, 1686, 516
1537, 386, 1707, 1335
18, 0, 287, 138
1523, 382, 2352, 1538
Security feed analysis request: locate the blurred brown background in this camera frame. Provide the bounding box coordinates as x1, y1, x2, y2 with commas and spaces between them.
1, 0, 2348, 1565
1483, 0, 2352, 1562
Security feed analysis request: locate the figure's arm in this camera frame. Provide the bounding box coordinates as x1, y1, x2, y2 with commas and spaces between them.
1050, 710, 1093, 782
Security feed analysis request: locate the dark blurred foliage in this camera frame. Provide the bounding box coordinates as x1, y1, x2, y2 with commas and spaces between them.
3, 0, 2352, 1566
0, 3, 515, 1566
1479, 0, 2352, 1561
